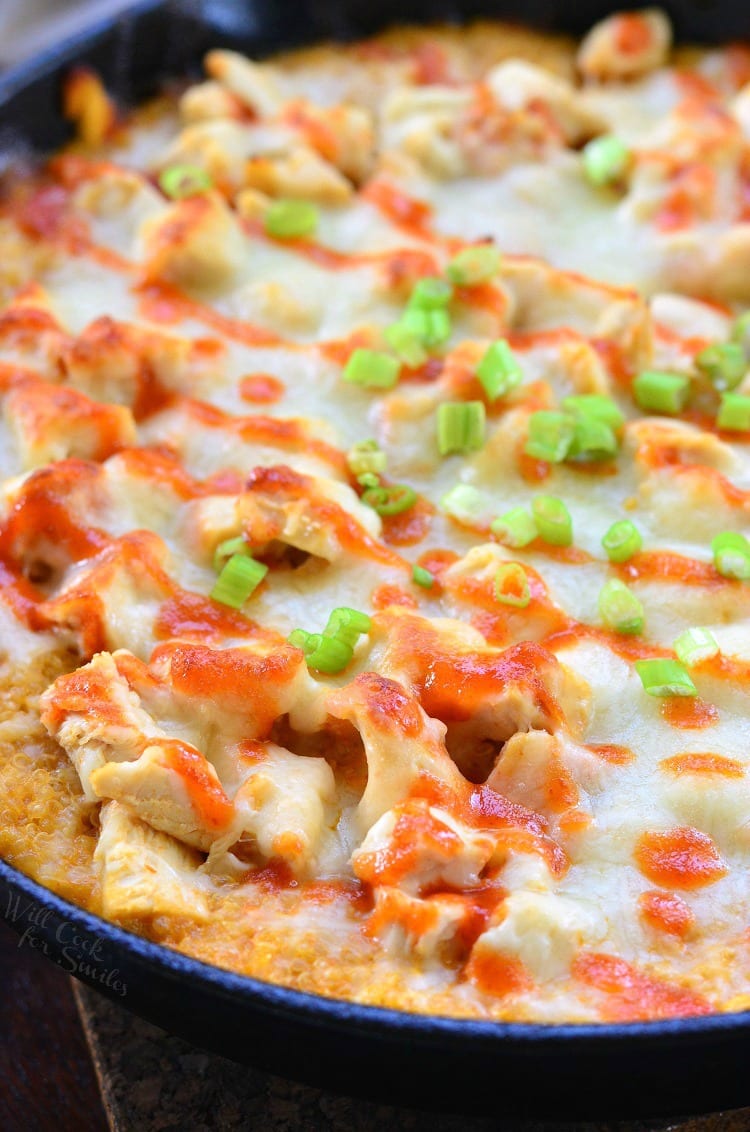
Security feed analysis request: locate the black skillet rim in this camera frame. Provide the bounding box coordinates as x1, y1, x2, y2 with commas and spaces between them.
2, 0, 750, 1116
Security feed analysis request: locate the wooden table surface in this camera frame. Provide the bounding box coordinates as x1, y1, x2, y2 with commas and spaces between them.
0, 919, 107, 1132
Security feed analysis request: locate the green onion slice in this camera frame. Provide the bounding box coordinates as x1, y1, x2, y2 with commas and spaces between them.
582, 135, 630, 188
158, 164, 213, 199
568, 415, 618, 461
210, 554, 267, 608
494, 563, 531, 608
385, 319, 429, 367
476, 340, 523, 402
412, 564, 435, 588
362, 483, 417, 516
696, 342, 746, 392
409, 277, 453, 310
437, 401, 486, 456
347, 439, 387, 478
324, 606, 371, 647
598, 578, 644, 635
633, 371, 690, 415
635, 658, 697, 698
562, 394, 624, 431
531, 495, 573, 547
491, 506, 538, 548
524, 411, 575, 463
288, 630, 353, 675
601, 519, 642, 563
264, 198, 319, 239
446, 244, 501, 286
357, 472, 380, 488
674, 627, 719, 667
440, 484, 489, 526
731, 311, 750, 356
343, 349, 400, 389
213, 536, 250, 573
711, 531, 750, 580
717, 392, 750, 432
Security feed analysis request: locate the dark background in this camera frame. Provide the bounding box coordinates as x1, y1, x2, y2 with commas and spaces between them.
0, 920, 106, 1132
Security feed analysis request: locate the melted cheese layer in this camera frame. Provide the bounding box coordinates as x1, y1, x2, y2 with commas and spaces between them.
3, 9, 750, 1023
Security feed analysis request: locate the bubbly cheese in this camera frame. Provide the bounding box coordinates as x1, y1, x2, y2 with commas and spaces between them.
2, 9, 750, 1023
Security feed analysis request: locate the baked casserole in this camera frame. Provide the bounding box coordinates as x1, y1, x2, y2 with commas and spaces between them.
3, 7, 750, 1023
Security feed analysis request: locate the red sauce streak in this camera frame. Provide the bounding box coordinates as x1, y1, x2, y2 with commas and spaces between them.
152, 642, 301, 735
239, 373, 285, 404
362, 180, 435, 240
617, 551, 725, 589
573, 952, 710, 1020
371, 584, 418, 611
638, 891, 694, 938
136, 281, 283, 347
414, 640, 565, 728
415, 548, 459, 592
465, 950, 532, 998
614, 12, 652, 54
412, 42, 452, 85
587, 743, 635, 765
380, 497, 433, 546
154, 591, 265, 644
660, 698, 720, 730
160, 738, 233, 831
660, 752, 743, 778
635, 827, 727, 890
0, 459, 107, 566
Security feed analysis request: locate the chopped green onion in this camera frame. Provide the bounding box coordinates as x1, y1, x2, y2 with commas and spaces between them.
343, 349, 400, 389
717, 392, 750, 431
494, 563, 531, 608
582, 135, 630, 188
711, 531, 750, 580
409, 276, 453, 310
385, 319, 429, 367
476, 340, 524, 402
213, 536, 250, 573
674, 627, 719, 667
601, 519, 642, 563
696, 342, 746, 391
524, 411, 575, 463
388, 296, 451, 358
598, 578, 644, 635
562, 394, 624, 431
491, 506, 538, 548
324, 606, 371, 647
446, 244, 501, 286
731, 311, 750, 356
568, 415, 618, 461
361, 483, 417, 516
633, 371, 690, 415
288, 629, 353, 674
347, 439, 387, 478
437, 401, 486, 456
531, 495, 573, 547
419, 308, 452, 349
210, 554, 267, 608
412, 564, 434, 588
264, 198, 318, 239
440, 484, 489, 526
635, 658, 697, 698
158, 164, 213, 199
357, 472, 380, 488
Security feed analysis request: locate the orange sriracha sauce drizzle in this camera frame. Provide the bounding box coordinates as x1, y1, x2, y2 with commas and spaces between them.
5, 19, 750, 1026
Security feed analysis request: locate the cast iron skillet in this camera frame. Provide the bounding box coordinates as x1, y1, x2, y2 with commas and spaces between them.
2, 1, 750, 1119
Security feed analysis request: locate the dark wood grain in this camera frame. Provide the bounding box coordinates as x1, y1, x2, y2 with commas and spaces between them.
0, 919, 108, 1132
